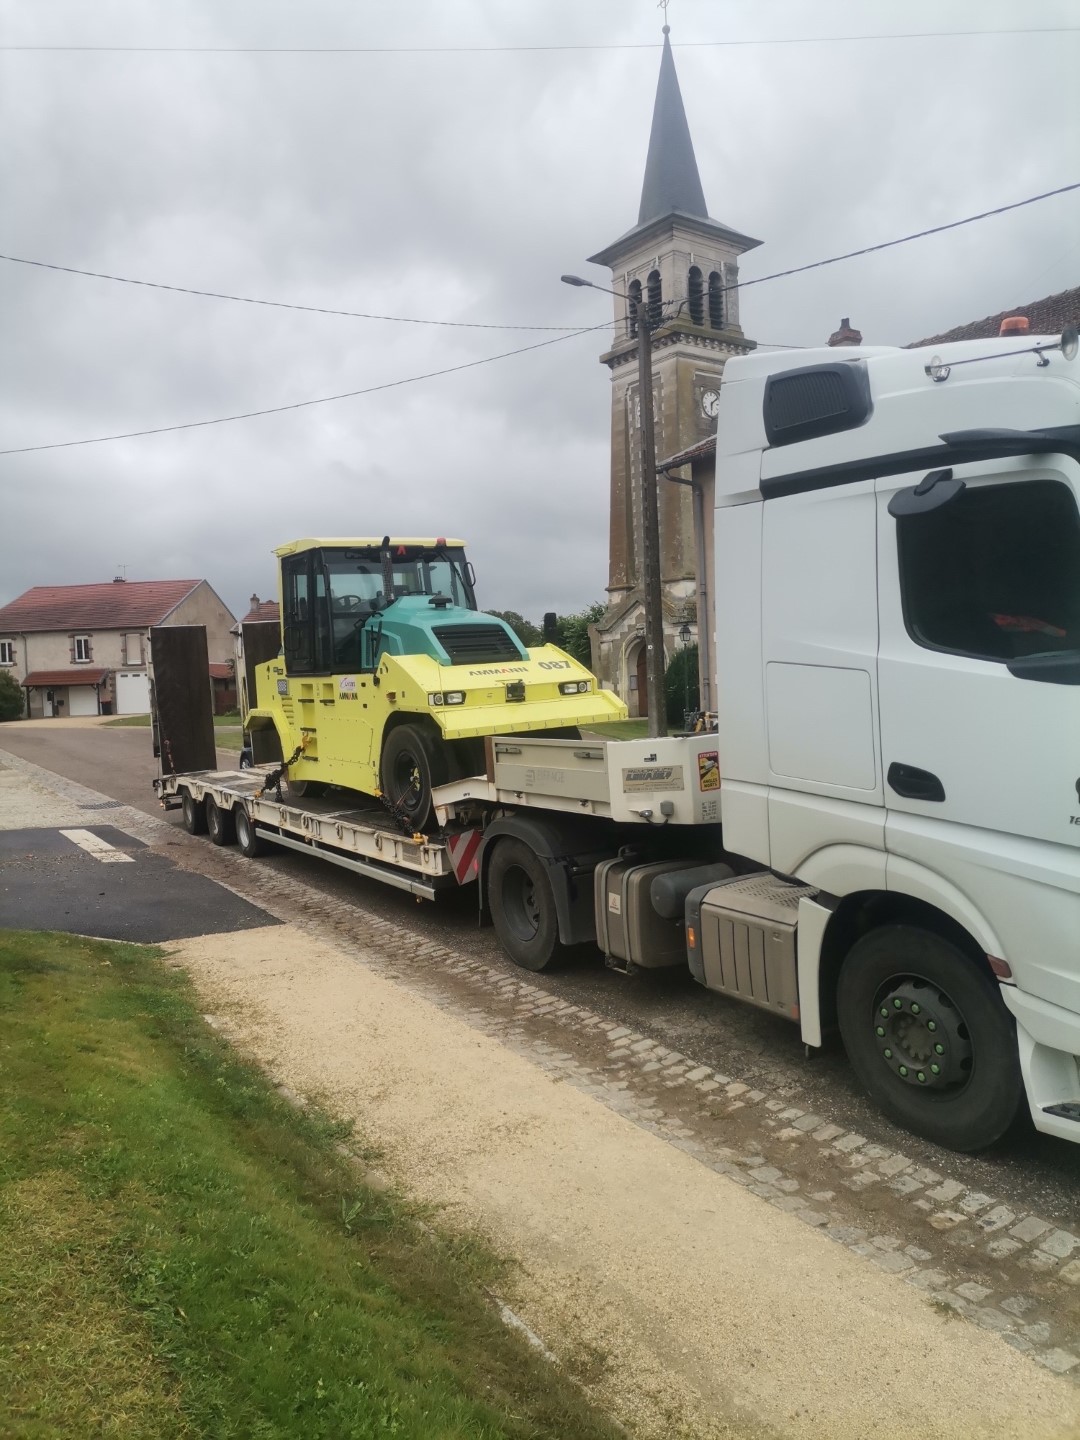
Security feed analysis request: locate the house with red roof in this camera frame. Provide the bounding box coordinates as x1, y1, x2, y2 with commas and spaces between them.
0, 577, 236, 718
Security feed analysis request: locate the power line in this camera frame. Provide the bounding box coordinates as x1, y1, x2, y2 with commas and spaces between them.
0, 325, 608, 457
2, 29, 1076, 53
0, 253, 580, 331
3, 181, 1074, 457
728, 182, 1080, 295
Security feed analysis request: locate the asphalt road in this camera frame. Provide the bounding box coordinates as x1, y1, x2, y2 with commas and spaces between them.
3, 720, 1080, 1225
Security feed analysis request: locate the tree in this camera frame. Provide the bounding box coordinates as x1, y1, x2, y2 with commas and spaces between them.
665, 644, 699, 729
488, 610, 542, 648
554, 602, 606, 669
0, 670, 25, 722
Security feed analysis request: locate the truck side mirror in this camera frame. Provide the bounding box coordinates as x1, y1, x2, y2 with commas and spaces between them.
888, 468, 966, 517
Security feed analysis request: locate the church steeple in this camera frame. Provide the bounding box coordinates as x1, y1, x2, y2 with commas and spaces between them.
586, 16, 762, 718
638, 26, 707, 224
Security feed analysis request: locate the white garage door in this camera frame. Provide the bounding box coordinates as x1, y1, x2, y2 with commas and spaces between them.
68, 686, 100, 717
115, 671, 151, 714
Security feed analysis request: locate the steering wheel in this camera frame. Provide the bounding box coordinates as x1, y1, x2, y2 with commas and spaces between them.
335, 594, 366, 612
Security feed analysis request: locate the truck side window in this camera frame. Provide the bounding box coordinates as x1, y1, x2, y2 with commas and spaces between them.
897, 478, 1080, 663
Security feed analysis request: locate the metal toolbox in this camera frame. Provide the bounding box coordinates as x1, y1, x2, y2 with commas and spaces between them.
594, 857, 693, 969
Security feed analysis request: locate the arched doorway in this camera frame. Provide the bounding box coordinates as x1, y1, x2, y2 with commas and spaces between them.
625, 640, 647, 719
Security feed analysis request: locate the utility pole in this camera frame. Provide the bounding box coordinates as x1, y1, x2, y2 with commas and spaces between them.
562, 273, 668, 736
632, 295, 667, 737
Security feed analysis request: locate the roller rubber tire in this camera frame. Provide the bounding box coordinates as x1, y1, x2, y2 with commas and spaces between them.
837, 925, 1024, 1153
284, 776, 327, 799
379, 723, 448, 832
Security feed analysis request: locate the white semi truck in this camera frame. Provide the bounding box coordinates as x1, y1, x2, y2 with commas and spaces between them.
156, 324, 1080, 1155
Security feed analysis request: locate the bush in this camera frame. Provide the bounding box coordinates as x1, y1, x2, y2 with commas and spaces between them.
665, 644, 699, 729
0, 669, 24, 721
554, 602, 606, 668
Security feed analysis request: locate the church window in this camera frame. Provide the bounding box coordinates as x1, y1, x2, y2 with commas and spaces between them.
688, 266, 704, 326
708, 271, 724, 329
647, 269, 662, 328
627, 278, 642, 337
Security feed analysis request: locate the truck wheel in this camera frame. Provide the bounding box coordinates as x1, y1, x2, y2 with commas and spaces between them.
205, 796, 236, 847
837, 925, 1023, 1153
181, 790, 208, 835
234, 806, 266, 858
379, 723, 447, 831
488, 837, 569, 972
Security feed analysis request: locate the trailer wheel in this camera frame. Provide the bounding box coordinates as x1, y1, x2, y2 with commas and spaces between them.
181, 790, 208, 835
837, 925, 1023, 1153
379, 723, 447, 832
488, 837, 569, 972
234, 806, 266, 858
205, 796, 236, 847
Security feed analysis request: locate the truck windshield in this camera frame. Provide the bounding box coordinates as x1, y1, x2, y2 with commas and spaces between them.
324, 546, 474, 613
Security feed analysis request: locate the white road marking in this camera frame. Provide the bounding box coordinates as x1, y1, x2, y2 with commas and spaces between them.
59, 828, 135, 864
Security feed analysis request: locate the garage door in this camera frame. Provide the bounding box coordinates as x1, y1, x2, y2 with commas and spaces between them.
68, 686, 100, 717
115, 671, 151, 714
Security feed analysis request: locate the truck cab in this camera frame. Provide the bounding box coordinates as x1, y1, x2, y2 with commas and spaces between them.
709, 328, 1080, 1148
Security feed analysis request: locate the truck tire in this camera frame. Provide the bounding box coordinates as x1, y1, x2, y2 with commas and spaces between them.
234, 806, 266, 858
837, 925, 1024, 1153
206, 796, 235, 846
379, 723, 447, 832
181, 790, 208, 835
488, 837, 570, 972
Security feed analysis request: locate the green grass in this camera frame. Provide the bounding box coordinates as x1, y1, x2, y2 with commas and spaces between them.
583, 719, 649, 740
105, 713, 241, 729
0, 931, 622, 1440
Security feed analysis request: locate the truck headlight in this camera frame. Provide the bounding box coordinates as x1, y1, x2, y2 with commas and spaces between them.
559, 680, 590, 694
428, 691, 465, 706
427, 692, 444, 706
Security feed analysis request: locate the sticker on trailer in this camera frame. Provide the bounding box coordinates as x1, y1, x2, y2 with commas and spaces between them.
445, 830, 482, 885
697, 751, 720, 792
621, 765, 684, 794
608, 892, 622, 913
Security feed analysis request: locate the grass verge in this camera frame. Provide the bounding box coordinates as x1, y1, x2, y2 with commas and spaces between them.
105, 713, 241, 729
583, 719, 650, 740
0, 930, 622, 1440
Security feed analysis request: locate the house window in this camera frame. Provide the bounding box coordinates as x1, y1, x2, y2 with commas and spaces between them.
897, 479, 1080, 663
74, 635, 93, 663
708, 271, 724, 329
0, 640, 13, 666
688, 266, 704, 326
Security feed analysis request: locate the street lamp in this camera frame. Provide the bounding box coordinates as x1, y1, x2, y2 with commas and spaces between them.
678, 622, 692, 728
562, 272, 667, 737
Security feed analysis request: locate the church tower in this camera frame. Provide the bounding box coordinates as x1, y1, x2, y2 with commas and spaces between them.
588, 25, 761, 714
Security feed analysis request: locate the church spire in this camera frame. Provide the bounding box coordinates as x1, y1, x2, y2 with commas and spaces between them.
638, 24, 707, 224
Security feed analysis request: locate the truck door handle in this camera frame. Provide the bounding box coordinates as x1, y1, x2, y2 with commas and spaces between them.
887, 762, 946, 803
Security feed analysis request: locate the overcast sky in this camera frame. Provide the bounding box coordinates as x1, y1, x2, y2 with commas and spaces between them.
2, 0, 1078, 623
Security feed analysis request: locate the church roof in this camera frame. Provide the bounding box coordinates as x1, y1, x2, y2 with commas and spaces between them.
587, 29, 762, 268
639, 28, 707, 225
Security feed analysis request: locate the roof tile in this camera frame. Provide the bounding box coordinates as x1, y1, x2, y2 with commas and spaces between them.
0, 579, 202, 633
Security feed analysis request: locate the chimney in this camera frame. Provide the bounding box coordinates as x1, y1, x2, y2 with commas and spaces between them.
113, 575, 126, 583
250, 593, 260, 610
828, 317, 863, 347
